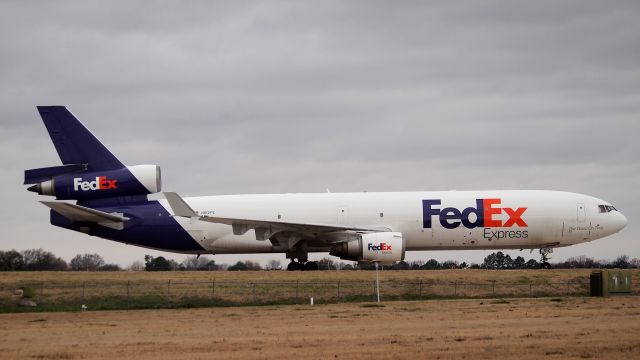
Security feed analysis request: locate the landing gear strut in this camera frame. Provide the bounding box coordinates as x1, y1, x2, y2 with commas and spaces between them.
539, 248, 553, 269
284, 241, 318, 271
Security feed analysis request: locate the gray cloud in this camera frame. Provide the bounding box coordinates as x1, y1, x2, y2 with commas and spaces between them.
1, 1, 638, 266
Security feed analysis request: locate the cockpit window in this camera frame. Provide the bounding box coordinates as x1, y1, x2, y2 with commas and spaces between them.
599, 204, 617, 213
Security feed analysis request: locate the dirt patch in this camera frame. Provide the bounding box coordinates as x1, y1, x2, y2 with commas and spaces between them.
0, 296, 638, 359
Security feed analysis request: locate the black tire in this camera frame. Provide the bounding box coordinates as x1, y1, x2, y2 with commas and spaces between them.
287, 261, 302, 271
304, 261, 319, 271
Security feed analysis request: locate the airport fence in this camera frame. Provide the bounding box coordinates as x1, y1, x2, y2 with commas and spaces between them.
0, 277, 615, 312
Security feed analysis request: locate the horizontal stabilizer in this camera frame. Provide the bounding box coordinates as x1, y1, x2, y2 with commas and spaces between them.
24, 163, 87, 184
41, 201, 129, 230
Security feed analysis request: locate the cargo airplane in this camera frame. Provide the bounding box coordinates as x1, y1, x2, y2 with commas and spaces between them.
26, 107, 627, 270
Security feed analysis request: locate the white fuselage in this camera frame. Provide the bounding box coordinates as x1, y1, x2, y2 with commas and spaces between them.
29, 107, 628, 260
159, 190, 627, 255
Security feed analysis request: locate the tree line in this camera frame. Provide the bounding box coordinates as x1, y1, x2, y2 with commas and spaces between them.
146, 252, 640, 271
0, 248, 638, 271
363, 253, 638, 270
0, 249, 119, 271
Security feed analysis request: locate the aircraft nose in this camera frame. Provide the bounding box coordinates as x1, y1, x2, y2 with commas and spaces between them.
614, 212, 628, 233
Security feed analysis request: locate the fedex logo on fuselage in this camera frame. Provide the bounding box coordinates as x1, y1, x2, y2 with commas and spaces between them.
423, 198, 527, 229
368, 243, 392, 251
73, 177, 118, 191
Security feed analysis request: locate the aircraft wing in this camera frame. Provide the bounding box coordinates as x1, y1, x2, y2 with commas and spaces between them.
163, 192, 388, 240
40, 201, 129, 230
198, 215, 386, 239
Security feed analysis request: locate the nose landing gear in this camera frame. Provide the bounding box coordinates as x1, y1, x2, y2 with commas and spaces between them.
539, 247, 553, 269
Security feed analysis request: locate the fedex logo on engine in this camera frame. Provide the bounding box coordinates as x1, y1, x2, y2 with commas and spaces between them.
73, 177, 118, 191
422, 198, 527, 229
368, 243, 392, 251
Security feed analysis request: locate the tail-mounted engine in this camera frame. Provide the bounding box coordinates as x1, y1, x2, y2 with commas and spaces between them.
330, 232, 405, 264
25, 164, 161, 200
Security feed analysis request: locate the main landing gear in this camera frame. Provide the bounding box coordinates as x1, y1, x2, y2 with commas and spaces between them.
287, 260, 319, 271
284, 241, 318, 271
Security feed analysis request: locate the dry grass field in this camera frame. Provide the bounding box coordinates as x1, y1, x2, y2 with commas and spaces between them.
3, 268, 632, 285
0, 296, 639, 359
1, 270, 638, 312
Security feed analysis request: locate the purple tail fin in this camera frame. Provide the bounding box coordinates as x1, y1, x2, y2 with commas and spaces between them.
36, 106, 124, 171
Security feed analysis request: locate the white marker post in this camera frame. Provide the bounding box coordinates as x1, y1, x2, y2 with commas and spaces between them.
375, 262, 380, 303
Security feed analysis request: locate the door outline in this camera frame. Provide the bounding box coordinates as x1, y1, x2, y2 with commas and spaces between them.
577, 203, 586, 223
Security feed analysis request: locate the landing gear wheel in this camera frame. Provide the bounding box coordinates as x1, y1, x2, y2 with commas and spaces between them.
304, 261, 319, 271
287, 261, 302, 271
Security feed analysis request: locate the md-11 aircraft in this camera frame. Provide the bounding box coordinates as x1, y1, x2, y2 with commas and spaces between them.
26, 106, 627, 270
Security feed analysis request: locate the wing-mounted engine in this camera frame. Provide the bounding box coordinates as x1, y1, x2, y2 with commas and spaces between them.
330, 232, 405, 264
26, 164, 161, 200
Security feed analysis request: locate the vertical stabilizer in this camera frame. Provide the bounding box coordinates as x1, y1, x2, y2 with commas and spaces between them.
36, 106, 124, 171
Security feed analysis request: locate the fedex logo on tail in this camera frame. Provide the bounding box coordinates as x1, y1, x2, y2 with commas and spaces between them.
423, 199, 527, 229
73, 176, 118, 191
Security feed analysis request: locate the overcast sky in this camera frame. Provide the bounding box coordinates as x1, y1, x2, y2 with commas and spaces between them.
1, 1, 638, 267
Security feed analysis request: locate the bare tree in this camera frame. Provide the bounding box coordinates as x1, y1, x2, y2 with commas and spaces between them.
21, 248, 67, 271
70, 253, 105, 271
0, 250, 24, 270
128, 261, 145, 271
267, 259, 282, 270
244, 260, 262, 270
182, 256, 200, 270
611, 255, 630, 269
317, 257, 336, 270
182, 256, 218, 270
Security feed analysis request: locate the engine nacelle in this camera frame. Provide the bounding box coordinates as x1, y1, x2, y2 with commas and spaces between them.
27, 165, 161, 200
330, 232, 405, 264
